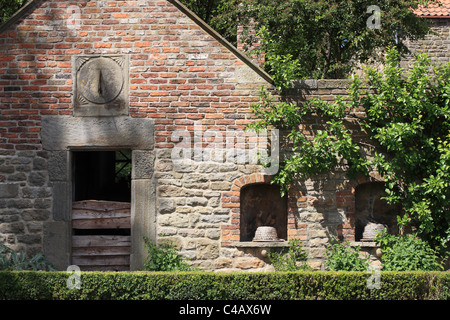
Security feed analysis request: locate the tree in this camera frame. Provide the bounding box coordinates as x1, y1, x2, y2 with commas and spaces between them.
249, 48, 450, 253
211, 0, 434, 79
0, 0, 26, 24
179, 0, 223, 24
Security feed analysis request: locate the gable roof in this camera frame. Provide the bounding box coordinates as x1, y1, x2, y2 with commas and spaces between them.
414, 0, 450, 18
0, 0, 273, 84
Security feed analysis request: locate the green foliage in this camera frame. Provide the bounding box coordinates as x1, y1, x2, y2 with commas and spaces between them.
267, 239, 311, 271
0, 270, 449, 300
0, 0, 26, 23
324, 240, 369, 271
375, 230, 446, 271
212, 0, 432, 79
178, 0, 223, 24
250, 48, 450, 252
143, 237, 194, 272
0, 243, 55, 271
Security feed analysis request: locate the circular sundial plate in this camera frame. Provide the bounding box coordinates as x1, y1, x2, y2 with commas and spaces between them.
77, 57, 124, 105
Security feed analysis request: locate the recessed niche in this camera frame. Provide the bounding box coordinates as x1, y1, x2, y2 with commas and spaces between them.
354, 182, 400, 241
240, 183, 287, 242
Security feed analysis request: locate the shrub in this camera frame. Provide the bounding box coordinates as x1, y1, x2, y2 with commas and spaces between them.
143, 237, 194, 271
375, 230, 446, 271
0, 244, 55, 271
267, 239, 311, 271
0, 271, 448, 300
324, 240, 369, 271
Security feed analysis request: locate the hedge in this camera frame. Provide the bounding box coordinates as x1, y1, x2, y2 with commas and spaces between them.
0, 271, 449, 300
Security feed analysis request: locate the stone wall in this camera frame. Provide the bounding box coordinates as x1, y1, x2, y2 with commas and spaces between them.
156, 79, 385, 272
401, 18, 450, 70
0, 149, 51, 257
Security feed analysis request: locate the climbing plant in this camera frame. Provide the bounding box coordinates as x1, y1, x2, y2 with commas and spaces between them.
249, 48, 450, 253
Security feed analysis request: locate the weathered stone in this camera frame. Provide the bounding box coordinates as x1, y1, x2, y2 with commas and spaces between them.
183, 238, 197, 250
234, 257, 265, 269
34, 199, 52, 209
132, 150, 154, 179
32, 157, 47, 170
131, 179, 157, 271
173, 162, 198, 173
26, 221, 42, 233
43, 221, 71, 270
155, 160, 174, 172
177, 206, 192, 213
196, 239, 219, 260
0, 222, 24, 234
201, 215, 229, 224
0, 214, 19, 223
16, 234, 41, 245
0, 166, 14, 174
309, 238, 329, 247
21, 209, 51, 221
158, 198, 175, 214
206, 229, 221, 240
300, 211, 325, 223
28, 172, 47, 187
7, 199, 32, 209
51, 182, 71, 221
210, 181, 231, 190
186, 197, 208, 206
214, 257, 233, 269
159, 214, 189, 228
47, 151, 68, 181
0, 184, 19, 198
41, 116, 154, 150
73, 55, 129, 117
7, 172, 26, 182
308, 228, 327, 238
207, 197, 220, 207
158, 227, 177, 236
158, 236, 182, 249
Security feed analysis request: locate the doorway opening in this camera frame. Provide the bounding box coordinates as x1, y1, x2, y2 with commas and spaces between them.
71, 150, 132, 271
72, 150, 131, 202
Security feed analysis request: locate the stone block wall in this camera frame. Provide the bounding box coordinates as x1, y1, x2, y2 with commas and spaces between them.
0, 149, 51, 256
401, 18, 450, 70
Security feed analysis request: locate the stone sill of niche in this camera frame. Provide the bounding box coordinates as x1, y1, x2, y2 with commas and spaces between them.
233, 241, 378, 248
350, 241, 379, 248
232, 241, 290, 248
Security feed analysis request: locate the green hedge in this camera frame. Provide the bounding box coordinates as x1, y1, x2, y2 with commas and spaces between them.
0, 271, 449, 300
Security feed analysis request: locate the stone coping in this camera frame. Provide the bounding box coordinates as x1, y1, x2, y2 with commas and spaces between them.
349, 241, 379, 247
232, 241, 290, 248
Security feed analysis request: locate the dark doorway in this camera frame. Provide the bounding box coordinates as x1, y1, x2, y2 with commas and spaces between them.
240, 183, 288, 241
72, 150, 131, 202
71, 150, 132, 271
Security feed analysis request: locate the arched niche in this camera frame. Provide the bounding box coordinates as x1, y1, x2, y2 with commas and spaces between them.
354, 182, 401, 241
240, 183, 287, 242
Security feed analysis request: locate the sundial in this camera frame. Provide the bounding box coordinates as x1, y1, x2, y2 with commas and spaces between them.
73, 55, 129, 116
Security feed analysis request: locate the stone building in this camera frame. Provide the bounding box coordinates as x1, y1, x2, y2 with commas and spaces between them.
401, 0, 450, 69
0, 0, 448, 272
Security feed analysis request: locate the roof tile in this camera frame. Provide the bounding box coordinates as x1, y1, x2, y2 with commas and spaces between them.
414, 0, 450, 17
